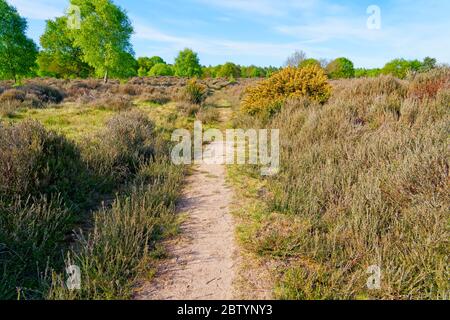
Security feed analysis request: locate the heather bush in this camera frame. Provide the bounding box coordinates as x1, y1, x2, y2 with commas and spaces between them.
239, 74, 449, 299
178, 102, 200, 117
0, 121, 90, 206
89, 95, 134, 111
241, 65, 332, 119
408, 67, 450, 100
196, 107, 220, 124
0, 196, 73, 299
19, 84, 65, 104
82, 110, 156, 185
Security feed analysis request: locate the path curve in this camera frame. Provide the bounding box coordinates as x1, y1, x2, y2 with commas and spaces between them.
135, 141, 237, 300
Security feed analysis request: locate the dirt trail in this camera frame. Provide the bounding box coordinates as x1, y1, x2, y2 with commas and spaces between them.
135, 140, 237, 300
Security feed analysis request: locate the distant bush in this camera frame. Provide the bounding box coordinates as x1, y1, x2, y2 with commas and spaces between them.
382, 58, 422, 79
138, 92, 171, 105
326, 57, 355, 79
241, 65, 332, 118
182, 78, 208, 105
299, 58, 321, 69
89, 95, 133, 111
217, 62, 241, 78
148, 63, 174, 76
20, 84, 65, 104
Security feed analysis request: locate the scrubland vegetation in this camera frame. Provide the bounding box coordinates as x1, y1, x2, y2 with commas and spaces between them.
231, 67, 449, 300
0, 73, 249, 299
1, 0, 449, 301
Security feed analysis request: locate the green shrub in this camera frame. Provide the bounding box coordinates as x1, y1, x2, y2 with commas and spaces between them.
326, 57, 355, 79
217, 62, 241, 78
241, 65, 332, 119
299, 58, 321, 69
148, 63, 174, 76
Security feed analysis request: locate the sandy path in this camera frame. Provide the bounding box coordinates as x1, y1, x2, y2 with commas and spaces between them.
135, 141, 237, 300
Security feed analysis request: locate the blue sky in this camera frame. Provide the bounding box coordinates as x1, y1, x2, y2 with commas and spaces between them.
7, 0, 450, 68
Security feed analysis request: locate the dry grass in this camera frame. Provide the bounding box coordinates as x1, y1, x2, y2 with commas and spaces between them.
233, 69, 450, 300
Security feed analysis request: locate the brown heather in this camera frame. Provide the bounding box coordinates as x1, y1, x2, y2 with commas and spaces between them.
241, 69, 449, 299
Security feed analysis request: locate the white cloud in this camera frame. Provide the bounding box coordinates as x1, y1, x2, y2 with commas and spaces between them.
275, 18, 385, 42
8, 0, 63, 20
133, 20, 333, 63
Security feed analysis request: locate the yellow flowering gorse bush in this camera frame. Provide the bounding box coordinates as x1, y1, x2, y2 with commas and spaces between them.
241, 65, 332, 117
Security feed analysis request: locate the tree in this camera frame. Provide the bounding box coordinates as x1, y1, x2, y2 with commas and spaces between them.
137, 56, 165, 76
148, 63, 173, 76
217, 62, 241, 78
326, 57, 355, 79
0, 0, 38, 82
420, 57, 437, 72
173, 48, 202, 77
299, 58, 321, 69
381, 59, 422, 79
241, 65, 266, 78
37, 17, 93, 78
285, 50, 307, 67
70, 0, 135, 82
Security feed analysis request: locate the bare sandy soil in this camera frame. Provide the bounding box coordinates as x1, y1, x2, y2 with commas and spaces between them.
135, 141, 238, 300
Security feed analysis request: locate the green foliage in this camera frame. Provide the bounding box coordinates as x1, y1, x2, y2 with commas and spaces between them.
137, 56, 165, 76
382, 59, 417, 79
299, 58, 321, 69
240, 65, 266, 78
382, 58, 437, 79
355, 68, 382, 78
326, 57, 355, 79
37, 17, 93, 79
217, 62, 241, 78
70, 0, 136, 82
174, 48, 202, 78
0, 0, 38, 82
421, 57, 437, 72
148, 63, 174, 76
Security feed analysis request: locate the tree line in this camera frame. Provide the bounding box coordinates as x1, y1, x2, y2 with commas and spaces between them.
0, 0, 442, 83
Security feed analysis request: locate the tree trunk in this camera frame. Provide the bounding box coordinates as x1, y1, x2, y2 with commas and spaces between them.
103, 70, 108, 84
